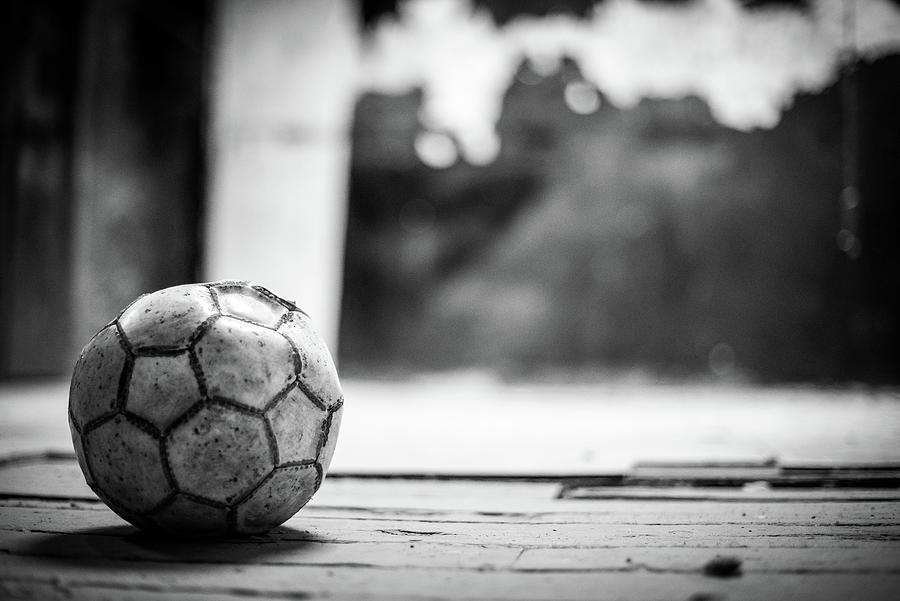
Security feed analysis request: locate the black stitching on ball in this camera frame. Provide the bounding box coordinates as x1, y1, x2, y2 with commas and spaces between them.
315, 411, 333, 460
295, 379, 327, 412
263, 417, 280, 466
159, 435, 178, 491
206, 285, 222, 313
189, 314, 220, 347
115, 321, 134, 355
231, 467, 275, 508
148, 491, 177, 514
162, 397, 208, 437
273, 311, 292, 330
211, 396, 266, 416
208, 279, 249, 290
281, 334, 305, 379
263, 380, 297, 413
134, 344, 189, 357
251, 284, 307, 317
115, 354, 134, 413
277, 459, 316, 469
314, 462, 323, 489
82, 411, 117, 435
188, 346, 208, 399
180, 490, 229, 509
68, 405, 82, 435
122, 411, 162, 438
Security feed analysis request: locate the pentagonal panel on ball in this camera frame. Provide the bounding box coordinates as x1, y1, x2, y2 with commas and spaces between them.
194, 317, 295, 411
69, 325, 127, 429
278, 312, 342, 408
84, 415, 171, 514
152, 493, 228, 537
213, 283, 287, 328
119, 284, 216, 350
234, 464, 318, 534
127, 354, 201, 430
166, 403, 274, 505
267, 388, 325, 465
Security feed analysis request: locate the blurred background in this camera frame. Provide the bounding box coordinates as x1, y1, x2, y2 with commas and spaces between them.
2, 0, 899, 386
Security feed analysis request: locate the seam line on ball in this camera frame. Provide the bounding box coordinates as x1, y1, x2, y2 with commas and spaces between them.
262, 381, 298, 413
115, 355, 135, 413
263, 418, 280, 466
159, 436, 179, 491
295, 379, 327, 412
210, 396, 266, 416
133, 344, 190, 357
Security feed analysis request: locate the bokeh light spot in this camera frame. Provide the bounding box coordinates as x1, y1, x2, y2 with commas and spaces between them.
836, 229, 861, 258
709, 343, 736, 378
414, 131, 458, 168
564, 81, 601, 114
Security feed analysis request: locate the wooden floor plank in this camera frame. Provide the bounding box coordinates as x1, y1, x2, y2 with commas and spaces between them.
0, 580, 299, 601
2, 528, 897, 574
0, 529, 522, 570
0, 458, 95, 500
514, 546, 900, 573
1, 490, 898, 600
2, 555, 899, 601
5, 494, 898, 528
2, 460, 898, 525
2, 380, 899, 600
2, 505, 897, 550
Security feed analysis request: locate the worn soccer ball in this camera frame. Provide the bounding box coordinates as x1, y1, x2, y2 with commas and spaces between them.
68, 281, 343, 537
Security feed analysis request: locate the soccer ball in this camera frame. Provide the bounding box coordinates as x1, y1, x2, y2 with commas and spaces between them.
68, 281, 343, 537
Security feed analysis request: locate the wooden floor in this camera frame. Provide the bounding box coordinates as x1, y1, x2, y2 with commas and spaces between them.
1, 380, 899, 600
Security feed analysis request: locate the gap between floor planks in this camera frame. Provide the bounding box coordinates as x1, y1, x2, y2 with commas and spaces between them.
1, 502, 898, 599
2, 459, 899, 600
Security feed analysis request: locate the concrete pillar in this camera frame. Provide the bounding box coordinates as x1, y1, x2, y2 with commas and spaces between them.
205, 0, 359, 352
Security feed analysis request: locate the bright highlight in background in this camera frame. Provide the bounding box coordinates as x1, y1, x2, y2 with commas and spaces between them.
360, 0, 900, 166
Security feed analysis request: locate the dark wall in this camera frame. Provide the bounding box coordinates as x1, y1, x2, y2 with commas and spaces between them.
852, 56, 900, 382
70, 0, 208, 359
1, 0, 84, 376
0, 0, 207, 378
339, 56, 900, 383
